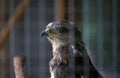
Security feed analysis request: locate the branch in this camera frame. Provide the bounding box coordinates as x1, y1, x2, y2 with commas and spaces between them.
0, 0, 29, 49
13, 56, 25, 78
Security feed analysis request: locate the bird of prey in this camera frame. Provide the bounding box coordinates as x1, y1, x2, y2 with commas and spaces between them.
41, 20, 103, 78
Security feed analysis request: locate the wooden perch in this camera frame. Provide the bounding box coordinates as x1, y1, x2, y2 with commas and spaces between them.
14, 56, 25, 78
0, 0, 29, 49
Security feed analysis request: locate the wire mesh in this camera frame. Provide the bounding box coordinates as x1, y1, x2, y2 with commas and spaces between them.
0, 0, 119, 78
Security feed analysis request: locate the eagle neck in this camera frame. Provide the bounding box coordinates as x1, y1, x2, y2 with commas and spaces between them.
52, 42, 69, 56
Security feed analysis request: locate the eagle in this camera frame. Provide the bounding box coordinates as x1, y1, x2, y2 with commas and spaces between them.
41, 20, 103, 78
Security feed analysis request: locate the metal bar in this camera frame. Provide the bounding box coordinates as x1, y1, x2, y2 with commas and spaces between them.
24, 2, 31, 78
38, 0, 46, 77
97, 0, 103, 70
112, 0, 117, 77
9, 0, 15, 77
82, 0, 90, 77
82, 0, 90, 46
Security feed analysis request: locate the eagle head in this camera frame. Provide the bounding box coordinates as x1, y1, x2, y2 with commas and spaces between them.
41, 20, 75, 45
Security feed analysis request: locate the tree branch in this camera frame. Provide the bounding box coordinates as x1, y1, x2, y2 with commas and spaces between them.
0, 0, 29, 49
13, 56, 25, 78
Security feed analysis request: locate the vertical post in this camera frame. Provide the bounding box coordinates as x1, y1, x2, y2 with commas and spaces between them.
0, 46, 10, 78
0, 0, 10, 78
68, 0, 82, 27
13, 56, 25, 78
73, 0, 79, 24
55, 0, 68, 20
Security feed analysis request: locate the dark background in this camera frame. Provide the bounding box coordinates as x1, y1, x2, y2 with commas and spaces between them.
0, 0, 119, 78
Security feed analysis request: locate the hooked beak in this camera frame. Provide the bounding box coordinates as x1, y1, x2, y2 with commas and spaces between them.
41, 31, 48, 38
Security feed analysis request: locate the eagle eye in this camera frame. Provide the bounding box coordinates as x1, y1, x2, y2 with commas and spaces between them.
56, 27, 68, 33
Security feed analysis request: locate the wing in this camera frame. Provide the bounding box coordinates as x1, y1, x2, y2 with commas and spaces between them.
69, 27, 103, 78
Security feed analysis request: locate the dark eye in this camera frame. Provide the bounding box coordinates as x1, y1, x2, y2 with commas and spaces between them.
56, 27, 68, 33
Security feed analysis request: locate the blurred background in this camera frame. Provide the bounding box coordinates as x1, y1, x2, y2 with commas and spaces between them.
0, 0, 119, 78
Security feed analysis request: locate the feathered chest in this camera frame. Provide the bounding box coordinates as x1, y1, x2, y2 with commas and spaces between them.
49, 43, 84, 78
51, 44, 69, 65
